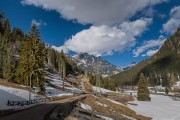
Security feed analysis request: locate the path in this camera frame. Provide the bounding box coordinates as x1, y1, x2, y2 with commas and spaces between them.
0, 94, 88, 120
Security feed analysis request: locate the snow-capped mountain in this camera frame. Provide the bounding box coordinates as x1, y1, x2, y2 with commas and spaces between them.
122, 62, 137, 71
71, 53, 122, 77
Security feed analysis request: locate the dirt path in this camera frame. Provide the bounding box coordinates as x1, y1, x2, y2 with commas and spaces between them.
0, 94, 88, 120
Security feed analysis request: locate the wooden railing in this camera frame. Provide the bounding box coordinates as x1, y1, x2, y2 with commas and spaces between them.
7, 98, 45, 106
73, 107, 128, 120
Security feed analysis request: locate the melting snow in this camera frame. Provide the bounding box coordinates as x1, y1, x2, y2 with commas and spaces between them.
95, 101, 108, 107
128, 94, 180, 120
93, 86, 113, 94
80, 103, 92, 111
0, 85, 42, 110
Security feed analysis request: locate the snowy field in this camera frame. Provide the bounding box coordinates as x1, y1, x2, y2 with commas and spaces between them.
45, 86, 73, 97
0, 85, 41, 110
45, 71, 83, 95
128, 94, 180, 120
93, 86, 113, 94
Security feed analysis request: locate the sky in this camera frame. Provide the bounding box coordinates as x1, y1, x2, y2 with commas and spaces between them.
0, 0, 179, 67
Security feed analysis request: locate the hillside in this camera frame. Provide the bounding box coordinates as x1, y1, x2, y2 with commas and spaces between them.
0, 13, 79, 95
110, 28, 180, 87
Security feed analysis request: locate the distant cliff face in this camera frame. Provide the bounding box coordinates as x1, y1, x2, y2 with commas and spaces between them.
71, 53, 122, 77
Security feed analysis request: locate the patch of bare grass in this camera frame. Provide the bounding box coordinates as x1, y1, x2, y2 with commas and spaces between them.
83, 95, 151, 120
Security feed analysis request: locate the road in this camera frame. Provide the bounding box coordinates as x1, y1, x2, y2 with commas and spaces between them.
0, 94, 88, 120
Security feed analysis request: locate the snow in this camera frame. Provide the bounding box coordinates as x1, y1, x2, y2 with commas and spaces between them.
93, 86, 113, 94
0, 85, 42, 110
45, 86, 72, 97
121, 114, 136, 120
174, 81, 180, 87
80, 103, 92, 111
95, 101, 108, 107
65, 87, 83, 94
80, 59, 86, 64
96, 115, 113, 120
128, 94, 180, 120
92, 58, 94, 63
45, 71, 83, 95
106, 99, 126, 106
125, 90, 137, 96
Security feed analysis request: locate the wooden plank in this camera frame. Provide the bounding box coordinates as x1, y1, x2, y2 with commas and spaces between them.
75, 107, 127, 120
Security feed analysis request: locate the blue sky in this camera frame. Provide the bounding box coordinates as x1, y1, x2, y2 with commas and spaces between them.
0, 0, 179, 67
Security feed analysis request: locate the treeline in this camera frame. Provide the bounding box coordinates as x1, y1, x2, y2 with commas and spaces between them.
46, 48, 78, 76
0, 13, 78, 94
88, 73, 116, 90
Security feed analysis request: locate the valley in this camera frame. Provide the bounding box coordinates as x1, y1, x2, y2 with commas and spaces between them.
0, 1, 180, 120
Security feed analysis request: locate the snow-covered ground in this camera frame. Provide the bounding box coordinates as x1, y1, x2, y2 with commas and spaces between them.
0, 68, 83, 110
93, 86, 113, 94
45, 86, 73, 97
80, 103, 92, 111
0, 85, 42, 110
45, 71, 83, 96
128, 94, 180, 120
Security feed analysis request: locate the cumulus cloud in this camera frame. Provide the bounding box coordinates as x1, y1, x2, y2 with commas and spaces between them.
142, 49, 159, 57
22, 0, 167, 25
31, 19, 47, 27
133, 35, 166, 57
55, 18, 152, 56
162, 6, 180, 34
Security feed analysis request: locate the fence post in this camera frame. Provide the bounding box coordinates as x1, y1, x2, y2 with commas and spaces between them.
7, 100, 9, 106
76, 108, 79, 118
91, 110, 94, 120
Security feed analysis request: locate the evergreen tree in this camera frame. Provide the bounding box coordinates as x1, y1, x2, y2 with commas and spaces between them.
2, 47, 16, 81
29, 24, 45, 94
15, 37, 32, 85
137, 73, 151, 101
16, 24, 45, 94
0, 12, 4, 34
3, 19, 11, 39
169, 73, 176, 87
165, 87, 169, 94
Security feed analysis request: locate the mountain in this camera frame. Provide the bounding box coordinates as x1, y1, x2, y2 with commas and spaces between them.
110, 28, 180, 86
122, 62, 137, 71
71, 53, 122, 77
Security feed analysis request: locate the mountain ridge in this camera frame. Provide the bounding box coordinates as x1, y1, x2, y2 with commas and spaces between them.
109, 28, 180, 86
70, 53, 122, 77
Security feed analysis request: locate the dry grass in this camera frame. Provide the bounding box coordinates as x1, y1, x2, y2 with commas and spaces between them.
106, 92, 134, 104
0, 78, 28, 90
83, 95, 152, 120
64, 116, 78, 120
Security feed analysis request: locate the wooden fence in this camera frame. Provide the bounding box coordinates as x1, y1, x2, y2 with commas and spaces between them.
7, 98, 45, 106
73, 107, 130, 120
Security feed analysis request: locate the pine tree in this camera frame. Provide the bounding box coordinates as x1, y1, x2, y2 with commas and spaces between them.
16, 24, 45, 94
2, 47, 16, 81
3, 19, 11, 39
0, 12, 4, 34
29, 24, 45, 94
165, 87, 169, 94
15, 37, 32, 85
169, 73, 176, 87
137, 73, 151, 101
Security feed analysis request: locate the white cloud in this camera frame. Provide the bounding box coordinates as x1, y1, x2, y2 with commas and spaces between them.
55, 18, 152, 56
31, 19, 47, 27
133, 35, 166, 57
142, 49, 159, 57
162, 6, 180, 34
22, 0, 167, 25
52, 46, 69, 53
